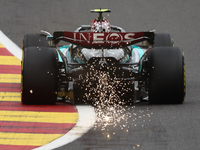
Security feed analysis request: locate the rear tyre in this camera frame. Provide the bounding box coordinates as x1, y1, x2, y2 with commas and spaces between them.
23, 34, 49, 50
148, 47, 185, 104
154, 33, 174, 47
21, 47, 58, 104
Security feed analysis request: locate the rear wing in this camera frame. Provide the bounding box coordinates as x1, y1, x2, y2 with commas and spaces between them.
53, 31, 154, 49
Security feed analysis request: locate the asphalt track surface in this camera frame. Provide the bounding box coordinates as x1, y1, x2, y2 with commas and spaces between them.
0, 0, 200, 149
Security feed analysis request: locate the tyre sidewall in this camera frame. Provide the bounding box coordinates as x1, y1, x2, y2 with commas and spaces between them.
148, 47, 185, 104
22, 47, 58, 104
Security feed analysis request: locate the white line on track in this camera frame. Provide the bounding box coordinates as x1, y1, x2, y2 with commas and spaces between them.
0, 30, 22, 60
0, 30, 96, 150
33, 105, 96, 150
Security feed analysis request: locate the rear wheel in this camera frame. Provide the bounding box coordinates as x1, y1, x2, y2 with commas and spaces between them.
21, 47, 58, 104
154, 33, 174, 47
148, 47, 185, 104
23, 34, 49, 50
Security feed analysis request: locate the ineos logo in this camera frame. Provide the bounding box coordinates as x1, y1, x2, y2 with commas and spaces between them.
73, 32, 135, 44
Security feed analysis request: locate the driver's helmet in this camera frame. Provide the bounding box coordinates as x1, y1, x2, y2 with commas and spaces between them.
91, 18, 111, 32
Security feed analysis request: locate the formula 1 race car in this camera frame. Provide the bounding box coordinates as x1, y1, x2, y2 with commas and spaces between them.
21, 9, 185, 105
